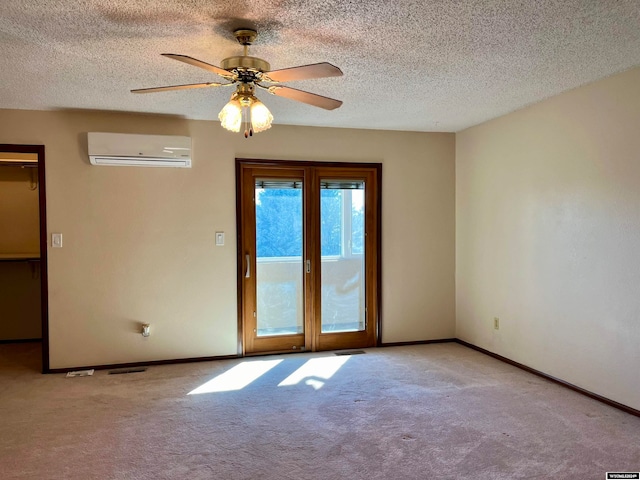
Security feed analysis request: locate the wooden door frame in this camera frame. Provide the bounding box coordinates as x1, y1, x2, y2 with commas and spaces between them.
240, 165, 308, 354
235, 158, 382, 356
0, 144, 49, 372
310, 165, 379, 351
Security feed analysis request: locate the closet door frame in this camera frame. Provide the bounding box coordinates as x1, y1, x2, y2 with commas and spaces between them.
0, 144, 49, 373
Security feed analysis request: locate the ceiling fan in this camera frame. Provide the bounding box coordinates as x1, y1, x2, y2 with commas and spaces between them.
132, 28, 343, 137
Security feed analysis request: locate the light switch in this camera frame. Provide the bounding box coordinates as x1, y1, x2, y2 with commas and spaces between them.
52, 233, 63, 248
215, 232, 225, 246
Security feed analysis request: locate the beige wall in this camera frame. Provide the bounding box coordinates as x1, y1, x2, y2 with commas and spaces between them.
0, 109, 455, 368
0, 164, 41, 340
456, 66, 640, 410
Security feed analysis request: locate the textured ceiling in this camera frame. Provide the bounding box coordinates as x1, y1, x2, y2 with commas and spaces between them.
1, 0, 639, 132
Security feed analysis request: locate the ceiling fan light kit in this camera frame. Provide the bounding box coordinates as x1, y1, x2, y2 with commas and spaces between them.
132, 28, 343, 138
218, 84, 274, 137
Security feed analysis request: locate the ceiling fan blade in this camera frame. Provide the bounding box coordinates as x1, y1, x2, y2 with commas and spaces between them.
162, 54, 234, 80
268, 86, 343, 110
131, 82, 225, 94
263, 62, 343, 83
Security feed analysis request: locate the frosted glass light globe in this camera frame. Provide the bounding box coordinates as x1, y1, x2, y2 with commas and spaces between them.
218, 99, 242, 133
250, 100, 273, 133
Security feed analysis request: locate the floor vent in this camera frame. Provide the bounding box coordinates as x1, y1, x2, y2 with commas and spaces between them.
108, 367, 147, 375
335, 350, 366, 356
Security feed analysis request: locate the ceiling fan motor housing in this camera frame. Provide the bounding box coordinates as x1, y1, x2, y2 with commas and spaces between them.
222, 28, 270, 80
220, 56, 271, 76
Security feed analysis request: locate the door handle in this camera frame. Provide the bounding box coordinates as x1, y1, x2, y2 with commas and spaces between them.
245, 253, 251, 278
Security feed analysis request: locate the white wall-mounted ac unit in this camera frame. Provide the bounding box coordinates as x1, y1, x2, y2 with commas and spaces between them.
88, 132, 192, 168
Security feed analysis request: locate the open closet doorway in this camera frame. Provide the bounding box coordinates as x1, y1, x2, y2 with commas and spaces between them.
0, 145, 49, 372
236, 158, 381, 356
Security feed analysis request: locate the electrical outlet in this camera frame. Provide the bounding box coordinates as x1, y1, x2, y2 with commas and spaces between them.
494, 317, 500, 330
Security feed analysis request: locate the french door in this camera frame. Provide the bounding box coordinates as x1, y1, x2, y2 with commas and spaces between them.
237, 159, 381, 355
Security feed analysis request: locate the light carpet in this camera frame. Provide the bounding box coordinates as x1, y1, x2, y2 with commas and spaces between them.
0, 342, 638, 479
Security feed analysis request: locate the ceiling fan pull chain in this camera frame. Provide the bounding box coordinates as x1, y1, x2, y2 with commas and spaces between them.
244, 105, 249, 138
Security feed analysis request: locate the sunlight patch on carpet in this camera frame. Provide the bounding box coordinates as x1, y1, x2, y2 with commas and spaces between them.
278, 356, 350, 390
188, 359, 283, 394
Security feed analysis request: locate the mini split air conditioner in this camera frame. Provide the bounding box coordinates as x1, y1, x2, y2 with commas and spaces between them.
88, 132, 192, 168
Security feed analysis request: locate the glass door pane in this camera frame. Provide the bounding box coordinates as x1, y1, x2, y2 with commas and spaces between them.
255, 180, 304, 336
320, 180, 365, 333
